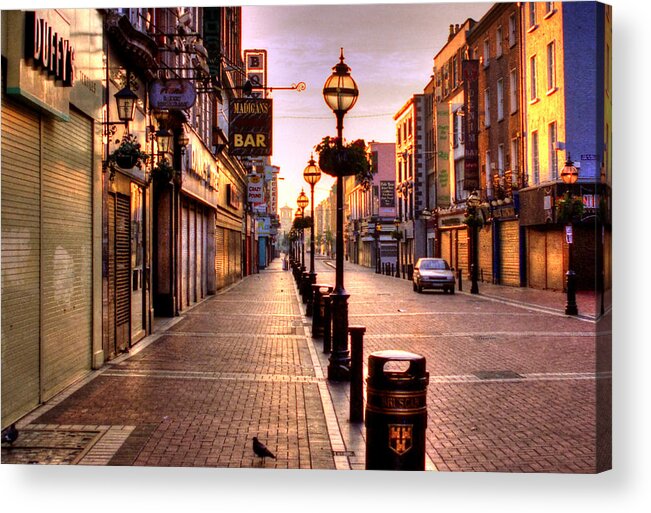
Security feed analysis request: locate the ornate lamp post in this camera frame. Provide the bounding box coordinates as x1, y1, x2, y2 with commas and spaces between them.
466, 191, 481, 294
322, 48, 359, 381
303, 156, 322, 314
560, 155, 579, 315
373, 221, 382, 273
297, 190, 309, 265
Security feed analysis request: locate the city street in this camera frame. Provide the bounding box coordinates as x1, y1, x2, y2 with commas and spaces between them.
2, 255, 610, 473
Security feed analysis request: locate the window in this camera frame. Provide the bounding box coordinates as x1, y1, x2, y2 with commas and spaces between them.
547, 41, 556, 91
531, 131, 540, 184
485, 150, 493, 196
496, 27, 503, 57
483, 39, 490, 67
511, 138, 519, 171
484, 88, 490, 127
452, 55, 458, 87
497, 78, 504, 121
453, 110, 463, 148
509, 13, 517, 47
509, 69, 518, 113
498, 144, 505, 174
529, 3, 537, 28
548, 122, 558, 179
530, 55, 538, 101
545, 2, 554, 15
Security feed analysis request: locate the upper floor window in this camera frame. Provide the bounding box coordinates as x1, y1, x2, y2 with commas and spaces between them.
529, 3, 537, 29
509, 13, 517, 47
545, 2, 554, 16
483, 39, 490, 67
548, 122, 558, 179
530, 55, 538, 101
509, 69, 518, 113
498, 144, 505, 174
531, 130, 540, 184
496, 27, 503, 58
484, 88, 491, 127
452, 55, 458, 87
547, 41, 556, 91
497, 78, 504, 121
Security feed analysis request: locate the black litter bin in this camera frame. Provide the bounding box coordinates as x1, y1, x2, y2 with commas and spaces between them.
365, 350, 429, 470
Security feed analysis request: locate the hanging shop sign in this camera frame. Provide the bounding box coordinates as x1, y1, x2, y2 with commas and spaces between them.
462, 59, 480, 191
244, 49, 267, 99
229, 98, 273, 157
247, 174, 264, 203
436, 105, 451, 206
150, 79, 196, 110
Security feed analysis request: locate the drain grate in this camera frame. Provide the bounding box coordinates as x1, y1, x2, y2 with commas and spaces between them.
332, 450, 355, 457
1, 429, 101, 465
474, 370, 523, 380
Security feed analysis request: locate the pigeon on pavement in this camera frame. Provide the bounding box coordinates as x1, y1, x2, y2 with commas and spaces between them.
252, 437, 276, 464
1, 424, 18, 445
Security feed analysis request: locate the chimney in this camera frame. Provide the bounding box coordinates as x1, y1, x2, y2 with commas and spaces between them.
449, 24, 455, 41
455, 24, 460, 34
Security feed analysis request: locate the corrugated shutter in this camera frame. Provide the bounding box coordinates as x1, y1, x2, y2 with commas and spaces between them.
215, 226, 225, 289
478, 225, 492, 283
181, 202, 189, 309
189, 204, 196, 303
457, 228, 468, 276
499, 220, 520, 286
1, 96, 41, 423
114, 193, 130, 350
528, 229, 546, 289
546, 231, 564, 291
40, 109, 92, 400
440, 230, 451, 266
107, 196, 116, 357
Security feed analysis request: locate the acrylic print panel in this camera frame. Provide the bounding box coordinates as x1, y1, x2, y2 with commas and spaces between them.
1, 1, 611, 474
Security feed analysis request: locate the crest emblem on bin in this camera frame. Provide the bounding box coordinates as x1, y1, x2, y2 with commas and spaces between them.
388, 424, 413, 455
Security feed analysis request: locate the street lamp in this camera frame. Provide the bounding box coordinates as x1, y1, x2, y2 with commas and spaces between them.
323, 48, 359, 381
304, 155, 322, 315
297, 189, 310, 302
561, 154, 579, 315
373, 221, 382, 273
466, 191, 481, 294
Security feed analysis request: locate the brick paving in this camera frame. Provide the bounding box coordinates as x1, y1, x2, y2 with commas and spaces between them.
315, 257, 611, 473
2, 254, 610, 473
3, 260, 336, 469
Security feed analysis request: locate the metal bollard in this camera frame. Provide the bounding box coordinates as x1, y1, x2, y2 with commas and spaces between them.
365, 350, 429, 470
301, 272, 310, 304
311, 284, 323, 336
457, 268, 462, 291
322, 295, 332, 354
349, 325, 366, 423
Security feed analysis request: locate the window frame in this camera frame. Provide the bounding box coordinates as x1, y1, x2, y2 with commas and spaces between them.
497, 78, 504, 121
546, 41, 556, 93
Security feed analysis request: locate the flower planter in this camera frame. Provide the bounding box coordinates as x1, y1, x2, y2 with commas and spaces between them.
115, 154, 138, 169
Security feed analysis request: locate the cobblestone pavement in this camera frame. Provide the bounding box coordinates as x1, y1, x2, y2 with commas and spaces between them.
313, 256, 611, 473
2, 260, 337, 469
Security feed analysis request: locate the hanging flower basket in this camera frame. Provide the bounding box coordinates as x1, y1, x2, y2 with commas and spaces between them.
463, 212, 484, 229
108, 133, 150, 170
314, 136, 372, 181
556, 191, 584, 224
390, 229, 403, 241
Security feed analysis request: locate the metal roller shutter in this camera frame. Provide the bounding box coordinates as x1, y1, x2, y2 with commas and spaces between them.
457, 228, 468, 276
527, 229, 546, 289
440, 230, 451, 266
197, 208, 204, 300
114, 194, 130, 350
499, 220, 520, 286
189, 204, 196, 304
40, 109, 92, 400
546, 231, 564, 291
215, 226, 225, 289
1, 96, 41, 423
478, 225, 492, 283
181, 203, 189, 310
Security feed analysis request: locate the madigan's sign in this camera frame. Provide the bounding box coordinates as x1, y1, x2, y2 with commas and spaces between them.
229, 98, 273, 157
462, 59, 480, 191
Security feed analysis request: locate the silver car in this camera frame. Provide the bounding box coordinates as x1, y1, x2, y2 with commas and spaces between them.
412, 258, 456, 294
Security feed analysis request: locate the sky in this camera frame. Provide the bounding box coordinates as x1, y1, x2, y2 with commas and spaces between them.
241, 1, 491, 212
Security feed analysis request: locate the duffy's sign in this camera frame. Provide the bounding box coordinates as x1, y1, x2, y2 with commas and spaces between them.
229, 98, 273, 157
